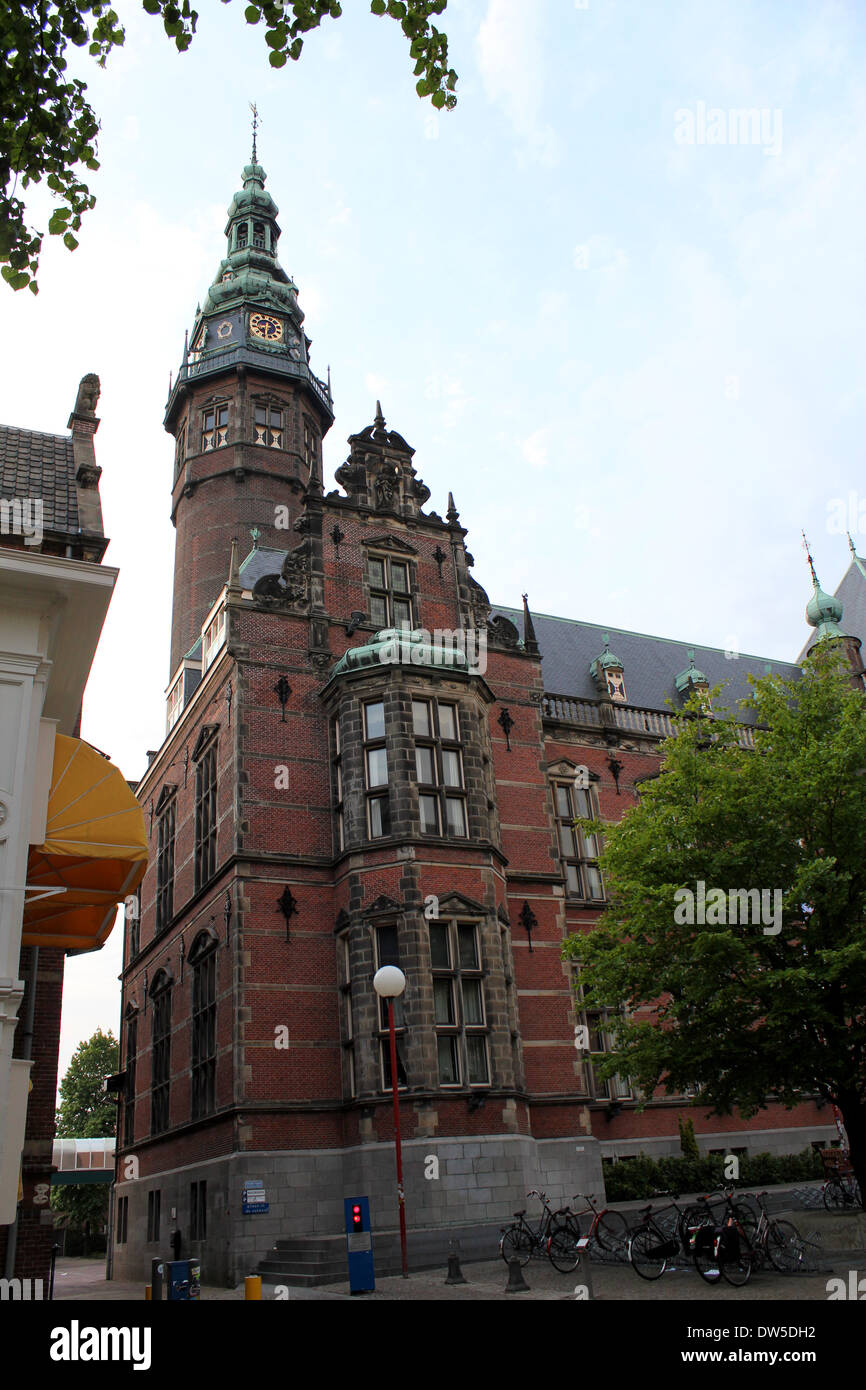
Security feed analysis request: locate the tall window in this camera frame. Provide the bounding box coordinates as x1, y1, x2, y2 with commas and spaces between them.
174, 423, 186, 477
572, 966, 630, 1100
413, 699, 467, 838
254, 404, 283, 448
156, 799, 175, 934
190, 940, 217, 1120
252, 221, 266, 249
126, 893, 139, 961
201, 606, 225, 674
303, 419, 316, 472
236, 223, 248, 249
201, 404, 228, 452
150, 977, 172, 1135
429, 919, 489, 1086
194, 743, 218, 891
146, 1190, 161, 1243
124, 1015, 137, 1147
332, 719, 344, 853
555, 782, 604, 900
116, 1196, 128, 1245
364, 701, 390, 839
190, 1181, 207, 1241
368, 556, 412, 630
375, 926, 407, 1090
338, 935, 355, 1098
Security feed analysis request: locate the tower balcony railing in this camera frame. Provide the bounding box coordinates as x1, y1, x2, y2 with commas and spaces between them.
541, 693, 756, 748
170, 344, 333, 411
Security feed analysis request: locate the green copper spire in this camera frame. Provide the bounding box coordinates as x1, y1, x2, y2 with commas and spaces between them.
200, 153, 301, 319
675, 648, 709, 696
803, 531, 845, 642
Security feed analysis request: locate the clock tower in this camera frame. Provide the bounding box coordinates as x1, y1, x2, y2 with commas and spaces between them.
164, 153, 334, 677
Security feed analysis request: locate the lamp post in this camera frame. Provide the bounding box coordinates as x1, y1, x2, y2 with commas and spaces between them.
373, 964, 408, 1278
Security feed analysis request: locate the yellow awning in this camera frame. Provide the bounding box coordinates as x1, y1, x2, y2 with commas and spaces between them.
22, 735, 148, 952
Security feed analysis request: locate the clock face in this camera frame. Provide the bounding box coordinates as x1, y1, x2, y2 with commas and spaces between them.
250, 313, 283, 343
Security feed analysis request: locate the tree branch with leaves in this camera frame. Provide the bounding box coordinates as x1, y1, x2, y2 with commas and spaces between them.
1, 0, 456, 292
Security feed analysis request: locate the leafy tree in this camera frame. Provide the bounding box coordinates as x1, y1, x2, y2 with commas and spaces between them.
1, 1, 456, 292
55, 1026, 118, 1137
52, 1028, 118, 1250
563, 644, 866, 1206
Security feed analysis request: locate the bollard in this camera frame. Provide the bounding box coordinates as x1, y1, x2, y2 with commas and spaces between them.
504, 1257, 530, 1294
245, 1275, 262, 1300
573, 1246, 594, 1300
145, 1285, 152, 1301
444, 1253, 467, 1285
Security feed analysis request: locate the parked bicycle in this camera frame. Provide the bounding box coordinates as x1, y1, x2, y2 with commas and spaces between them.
628, 1191, 714, 1281
546, 1192, 630, 1272
820, 1148, 862, 1210
499, 1190, 558, 1266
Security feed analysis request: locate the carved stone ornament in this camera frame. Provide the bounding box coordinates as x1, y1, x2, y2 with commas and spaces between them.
252, 539, 310, 607
468, 575, 491, 629
488, 615, 520, 648
375, 465, 399, 510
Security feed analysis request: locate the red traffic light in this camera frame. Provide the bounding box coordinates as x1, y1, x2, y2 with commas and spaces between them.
352, 1205, 362, 1228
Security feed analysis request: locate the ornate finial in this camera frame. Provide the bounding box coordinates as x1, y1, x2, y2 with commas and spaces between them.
227, 538, 241, 596
250, 101, 260, 163
374, 400, 386, 430
848, 531, 858, 556
802, 530, 819, 586
522, 594, 540, 657
250, 525, 260, 550
446, 492, 460, 525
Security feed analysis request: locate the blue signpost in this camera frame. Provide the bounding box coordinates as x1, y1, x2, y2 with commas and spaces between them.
344, 1196, 375, 1294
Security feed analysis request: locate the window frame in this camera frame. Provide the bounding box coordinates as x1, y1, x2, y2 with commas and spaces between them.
201, 403, 228, 453
194, 741, 218, 892
367, 553, 413, 631
413, 698, 467, 840
150, 980, 172, 1136
374, 925, 408, 1092
429, 918, 490, 1089
571, 965, 631, 1101
155, 798, 176, 935
123, 1014, 137, 1147
146, 1189, 161, 1244
254, 402, 284, 448
190, 1180, 207, 1241
555, 781, 604, 901
363, 700, 390, 840
190, 943, 217, 1121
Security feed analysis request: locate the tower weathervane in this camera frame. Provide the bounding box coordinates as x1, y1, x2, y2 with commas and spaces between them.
249, 101, 260, 163
802, 530, 818, 586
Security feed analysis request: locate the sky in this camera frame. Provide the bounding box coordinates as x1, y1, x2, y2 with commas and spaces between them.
1, 0, 863, 1094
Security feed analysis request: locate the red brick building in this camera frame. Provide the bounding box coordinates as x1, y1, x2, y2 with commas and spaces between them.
113, 157, 836, 1286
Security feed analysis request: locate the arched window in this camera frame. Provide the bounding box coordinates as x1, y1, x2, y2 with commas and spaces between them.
252, 221, 265, 249
150, 969, 174, 1135
236, 223, 248, 249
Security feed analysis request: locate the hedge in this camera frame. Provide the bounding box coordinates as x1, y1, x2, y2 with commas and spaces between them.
603, 1147, 824, 1202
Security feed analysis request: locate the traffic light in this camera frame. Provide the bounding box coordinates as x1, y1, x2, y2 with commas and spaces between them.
351, 1203, 363, 1231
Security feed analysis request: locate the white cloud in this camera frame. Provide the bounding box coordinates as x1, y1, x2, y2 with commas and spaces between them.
476, 0, 561, 166
522, 427, 550, 470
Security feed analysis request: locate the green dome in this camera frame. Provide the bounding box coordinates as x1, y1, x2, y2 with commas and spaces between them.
331, 629, 470, 678
675, 649, 708, 695
805, 583, 843, 630
589, 634, 623, 680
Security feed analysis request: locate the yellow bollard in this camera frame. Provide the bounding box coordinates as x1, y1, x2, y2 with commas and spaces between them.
245, 1276, 262, 1300
145, 1285, 152, 1301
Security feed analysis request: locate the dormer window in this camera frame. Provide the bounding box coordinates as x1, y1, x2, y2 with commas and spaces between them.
590, 634, 626, 702
167, 674, 183, 733
201, 602, 226, 674
253, 221, 266, 249
369, 555, 412, 629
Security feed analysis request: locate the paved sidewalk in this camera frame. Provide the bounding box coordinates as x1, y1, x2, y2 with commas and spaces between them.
51, 1254, 857, 1303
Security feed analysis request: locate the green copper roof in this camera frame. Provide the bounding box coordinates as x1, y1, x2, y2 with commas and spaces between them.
331, 629, 470, 677
675, 649, 709, 695
200, 159, 301, 319
589, 633, 623, 680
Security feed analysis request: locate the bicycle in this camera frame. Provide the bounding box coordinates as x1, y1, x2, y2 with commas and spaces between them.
749, 1192, 824, 1273
628, 1191, 714, 1281
499, 1190, 557, 1266
691, 1189, 755, 1287
823, 1172, 862, 1210
546, 1192, 630, 1272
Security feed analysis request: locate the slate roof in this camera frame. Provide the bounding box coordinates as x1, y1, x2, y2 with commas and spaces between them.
0, 425, 79, 534
492, 606, 800, 722
239, 546, 287, 588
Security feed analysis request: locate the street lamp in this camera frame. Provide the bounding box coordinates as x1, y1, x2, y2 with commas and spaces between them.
373, 964, 408, 1278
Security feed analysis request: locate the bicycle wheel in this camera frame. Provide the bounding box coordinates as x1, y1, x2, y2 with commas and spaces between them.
823, 1179, 846, 1211
766, 1219, 807, 1274
596, 1210, 630, 1258
547, 1224, 580, 1273
629, 1224, 668, 1280
692, 1226, 722, 1284
500, 1226, 533, 1266
718, 1226, 754, 1287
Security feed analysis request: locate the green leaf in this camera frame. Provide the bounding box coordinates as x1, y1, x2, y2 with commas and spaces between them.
370, 0, 386, 13
268, 49, 287, 66
63, 232, 79, 251
245, 4, 261, 21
